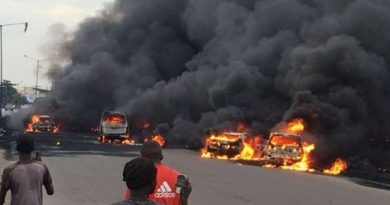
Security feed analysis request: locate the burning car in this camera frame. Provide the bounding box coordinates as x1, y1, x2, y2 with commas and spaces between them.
98, 111, 133, 144
204, 132, 248, 159
262, 132, 304, 166
26, 115, 57, 132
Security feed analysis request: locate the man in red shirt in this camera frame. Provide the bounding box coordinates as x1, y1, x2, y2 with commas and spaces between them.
124, 141, 191, 205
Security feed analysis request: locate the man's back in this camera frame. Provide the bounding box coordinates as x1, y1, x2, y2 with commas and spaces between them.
4, 161, 52, 205
152, 163, 180, 204
125, 163, 180, 205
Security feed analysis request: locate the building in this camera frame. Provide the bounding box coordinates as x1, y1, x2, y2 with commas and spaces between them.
21, 87, 50, 103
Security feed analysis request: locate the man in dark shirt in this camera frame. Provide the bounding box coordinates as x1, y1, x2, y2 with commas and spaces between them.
0, 134, 54, 205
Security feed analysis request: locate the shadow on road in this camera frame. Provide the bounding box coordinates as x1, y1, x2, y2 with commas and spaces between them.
348, 177, 390, 191
0, 132, 141, 161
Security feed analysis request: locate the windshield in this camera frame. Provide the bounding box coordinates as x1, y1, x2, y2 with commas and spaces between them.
223, 134, 241, 140
39, 117, 51, 123
103, 114, 126, 124
270, 135, 300, 146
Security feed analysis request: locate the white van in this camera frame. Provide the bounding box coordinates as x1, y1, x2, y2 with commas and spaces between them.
98, 111, 130, 143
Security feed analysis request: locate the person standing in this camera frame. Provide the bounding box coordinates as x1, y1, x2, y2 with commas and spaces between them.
124, 141, 191, 205
112, 157, 162, 205
0, 134, 54, 205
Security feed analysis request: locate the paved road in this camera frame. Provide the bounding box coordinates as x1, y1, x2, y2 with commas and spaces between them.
1, 133, 390, 205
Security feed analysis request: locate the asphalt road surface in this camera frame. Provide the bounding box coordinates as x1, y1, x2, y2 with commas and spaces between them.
1, 132, 389, 205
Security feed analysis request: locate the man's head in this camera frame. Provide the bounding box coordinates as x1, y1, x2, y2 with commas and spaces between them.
141, 140, 163, 163
123, 157, 157, 195
16, 134, 34, 154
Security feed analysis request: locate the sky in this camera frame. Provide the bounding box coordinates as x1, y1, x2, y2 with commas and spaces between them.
0, 0, 113, 90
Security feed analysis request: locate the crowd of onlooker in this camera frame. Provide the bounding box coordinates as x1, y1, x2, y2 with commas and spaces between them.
0, 134, 191, 205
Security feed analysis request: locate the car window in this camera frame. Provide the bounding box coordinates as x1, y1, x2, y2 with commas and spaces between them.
39, 117, 51, 123
270, 135, 300, 146
103, 114, 126, 124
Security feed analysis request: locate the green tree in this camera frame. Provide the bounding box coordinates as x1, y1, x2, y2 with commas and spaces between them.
1, 80, 27, 107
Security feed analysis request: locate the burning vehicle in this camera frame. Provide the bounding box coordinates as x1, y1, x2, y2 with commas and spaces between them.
262, 132, 304, 166
26, 115, 58, 133
98, 111, 133, 144
200, 118, 348, 175
202, 132, 248, 159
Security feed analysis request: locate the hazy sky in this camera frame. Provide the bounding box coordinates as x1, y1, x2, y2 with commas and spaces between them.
0, 0, 113, 89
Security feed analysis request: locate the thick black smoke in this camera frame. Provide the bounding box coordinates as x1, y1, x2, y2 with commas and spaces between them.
20, 0, 390, 168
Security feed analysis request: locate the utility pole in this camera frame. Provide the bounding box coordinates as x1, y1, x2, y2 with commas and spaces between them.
0, 22, 28, 117
24, 55, 51, 99
35, 60, 40, 98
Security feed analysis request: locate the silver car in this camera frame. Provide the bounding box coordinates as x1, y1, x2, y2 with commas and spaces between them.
98, 111, 130, 143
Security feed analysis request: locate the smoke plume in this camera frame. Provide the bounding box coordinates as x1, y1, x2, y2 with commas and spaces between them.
21, 0, 390, 168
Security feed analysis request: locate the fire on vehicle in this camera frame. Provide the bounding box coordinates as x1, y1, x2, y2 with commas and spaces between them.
97, 111, 134, 144
262, 118, 316, 171
200, 118, 348, 175
262, 132, 304, 166
201, 132, 262, 160
25, 115, 59, 133
201, 132, 243, 159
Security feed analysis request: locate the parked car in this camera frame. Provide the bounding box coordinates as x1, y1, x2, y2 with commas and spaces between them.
262, 132, 304, 166
3, 103, 15, 111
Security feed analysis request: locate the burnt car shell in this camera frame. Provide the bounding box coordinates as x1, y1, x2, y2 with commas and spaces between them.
263, 133, 304, 165
32, 115, 55, 132
98, 111, 130, 143
206, 132, 247, 158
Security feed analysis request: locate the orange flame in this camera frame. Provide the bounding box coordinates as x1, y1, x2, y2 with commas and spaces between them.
239, 135, 262, 160
99, 135, 135, 145
286, 118, 304, 134
199, 118, 347, 176
240, 141, 256, 160
104, 115, 125, 124
53, 125, 60, 133
26, 115, 40, 132
323, 158, 347, 175
26, 123, 33, 132
25, 115, 58, 133
200, 133, 261, 161
200, 134, 242, 160
144, 134, 166, 147
280, 143, 316, 172
121, 138, 135, 145
265, 118, 315, 172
